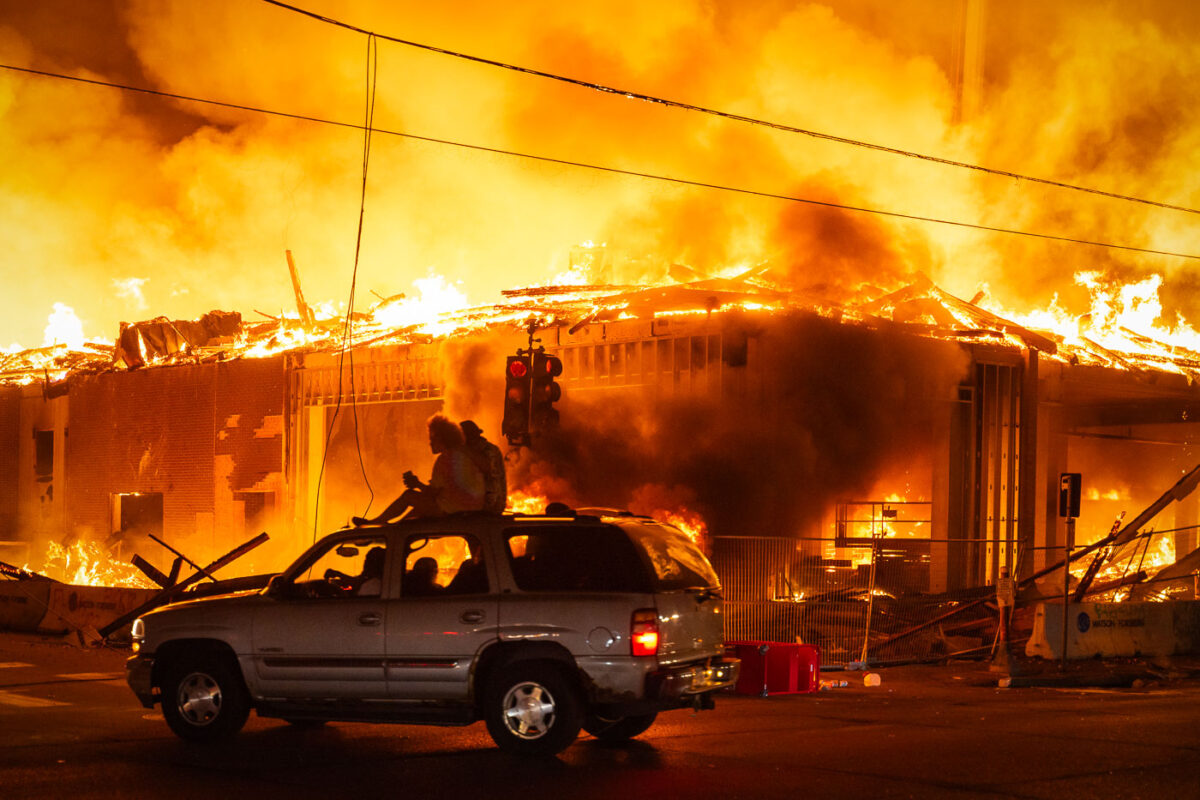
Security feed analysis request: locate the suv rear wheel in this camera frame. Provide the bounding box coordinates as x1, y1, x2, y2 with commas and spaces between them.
484, 662, 582, 756
583, 711, 658, 741
161, 654, 250, 742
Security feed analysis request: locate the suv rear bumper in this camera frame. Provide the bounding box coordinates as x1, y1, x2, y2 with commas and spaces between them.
650, 656, 740, 700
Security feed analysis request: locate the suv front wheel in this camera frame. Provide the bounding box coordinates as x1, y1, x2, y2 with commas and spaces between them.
484, 662, 582, 756
160, 654, 250, 742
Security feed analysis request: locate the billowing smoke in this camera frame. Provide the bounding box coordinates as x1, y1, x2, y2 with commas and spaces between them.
508, 313, 969, 536
4, 1, 1200, 349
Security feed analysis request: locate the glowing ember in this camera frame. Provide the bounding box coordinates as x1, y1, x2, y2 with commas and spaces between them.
240, 320, 331, 359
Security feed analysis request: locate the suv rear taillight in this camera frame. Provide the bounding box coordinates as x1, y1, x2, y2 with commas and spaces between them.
631, 609, 659, 657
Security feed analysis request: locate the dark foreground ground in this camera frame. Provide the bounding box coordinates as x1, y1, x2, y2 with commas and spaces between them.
1, 631, 1198, 800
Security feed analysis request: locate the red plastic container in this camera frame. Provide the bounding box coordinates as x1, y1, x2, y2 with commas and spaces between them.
725, 640, 820, 696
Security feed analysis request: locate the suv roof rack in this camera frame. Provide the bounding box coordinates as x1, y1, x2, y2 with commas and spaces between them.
575, 507, 649, 519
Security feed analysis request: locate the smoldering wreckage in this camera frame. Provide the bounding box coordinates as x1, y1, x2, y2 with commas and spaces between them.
2, 255, 1200, 679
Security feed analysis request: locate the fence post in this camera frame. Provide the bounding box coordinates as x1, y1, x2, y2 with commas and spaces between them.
859, 526, 883, 665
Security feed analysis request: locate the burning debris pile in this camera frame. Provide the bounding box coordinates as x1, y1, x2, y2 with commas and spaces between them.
1059, 465, 1200, 603
26, 539, 157, 589
0, 531, 269, 638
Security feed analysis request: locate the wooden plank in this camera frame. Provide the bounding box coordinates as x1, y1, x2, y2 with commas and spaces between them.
0, 560, 47, 582
98, 533, 269, 638
872, 598, 990, 649
130, 555, 170, 589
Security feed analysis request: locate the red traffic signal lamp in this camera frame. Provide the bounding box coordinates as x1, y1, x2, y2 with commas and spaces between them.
531, 352, 563, 431
502, 355, 532, 446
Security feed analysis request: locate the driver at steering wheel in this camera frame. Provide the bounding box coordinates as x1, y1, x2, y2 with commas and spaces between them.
324, 546, 386, 596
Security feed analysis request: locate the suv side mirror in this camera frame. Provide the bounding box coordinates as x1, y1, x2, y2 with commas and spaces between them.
266, 574, 296, 598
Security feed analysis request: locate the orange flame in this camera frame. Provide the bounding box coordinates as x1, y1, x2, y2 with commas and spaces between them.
26, 540, 156, 589
981, 272, 1200, 373
649, 508, 707, 544
1071, 533, 1177, 602
506, 490, 549, 515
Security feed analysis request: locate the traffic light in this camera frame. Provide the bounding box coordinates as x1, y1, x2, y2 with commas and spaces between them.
530, 352, 563, 432
502, 355, 532, 446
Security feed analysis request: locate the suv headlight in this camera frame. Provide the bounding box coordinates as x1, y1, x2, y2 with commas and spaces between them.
130, 618, 145, 653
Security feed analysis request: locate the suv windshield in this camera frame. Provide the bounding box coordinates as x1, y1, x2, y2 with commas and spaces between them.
623, 522, 720, 591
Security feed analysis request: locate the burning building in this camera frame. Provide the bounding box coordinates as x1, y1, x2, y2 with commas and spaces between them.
3, 2, 1200, 656
2, 258, 1199, 660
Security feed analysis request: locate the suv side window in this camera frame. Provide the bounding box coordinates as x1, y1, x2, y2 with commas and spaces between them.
504, 525, 652, 593
292, 536, 388, 598
402, 534, 488, 597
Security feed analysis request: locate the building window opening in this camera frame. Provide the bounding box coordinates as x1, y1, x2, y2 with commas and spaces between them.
34, 430, 53, 480
111, 492, 164, 550
235, 491, 276, 539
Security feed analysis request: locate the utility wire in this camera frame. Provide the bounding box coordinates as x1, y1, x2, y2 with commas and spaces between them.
347, 36, 379, 522
310, 35, 378, 542
260, 0, 1200, 217
3, 62, 1198, 262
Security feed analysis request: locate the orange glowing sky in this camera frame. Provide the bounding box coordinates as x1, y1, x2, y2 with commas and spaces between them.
2, 0, 1198, 349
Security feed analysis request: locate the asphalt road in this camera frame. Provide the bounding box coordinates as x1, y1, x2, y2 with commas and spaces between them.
2, 632, 1198, 800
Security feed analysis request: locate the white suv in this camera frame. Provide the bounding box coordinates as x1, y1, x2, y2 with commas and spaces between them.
126, 510, 739, 755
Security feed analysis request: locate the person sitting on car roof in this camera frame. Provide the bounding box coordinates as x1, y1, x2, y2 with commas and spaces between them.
460, 420, 507, 514
352, 414, 485, 525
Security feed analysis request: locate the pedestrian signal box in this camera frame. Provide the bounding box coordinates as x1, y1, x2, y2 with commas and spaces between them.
1059, 473, 1081, 518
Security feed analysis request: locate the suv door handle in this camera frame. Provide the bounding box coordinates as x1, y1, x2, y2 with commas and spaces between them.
460, 610, 485, 624
359, 612, 383, 626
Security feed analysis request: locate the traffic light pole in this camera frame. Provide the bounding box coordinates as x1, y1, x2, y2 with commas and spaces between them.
517, 319, 546, 360
1057, 473, 1081, 672
1060, 517, 1074, 672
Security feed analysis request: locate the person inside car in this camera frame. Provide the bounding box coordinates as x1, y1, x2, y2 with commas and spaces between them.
405, 556, 442, 596
446, 540, 488, 594
356, 547, 386, 597
323, 545, 386, 596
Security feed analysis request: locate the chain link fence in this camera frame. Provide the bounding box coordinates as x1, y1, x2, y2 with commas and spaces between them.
712, 528, 999, 667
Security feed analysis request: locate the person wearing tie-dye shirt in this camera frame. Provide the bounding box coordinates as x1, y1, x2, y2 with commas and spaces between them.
352, 414, 485, 524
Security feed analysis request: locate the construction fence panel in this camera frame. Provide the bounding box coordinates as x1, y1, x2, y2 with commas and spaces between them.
712, 536, 998, 667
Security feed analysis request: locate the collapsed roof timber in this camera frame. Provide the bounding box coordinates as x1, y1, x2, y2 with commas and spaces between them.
5, 270, 1200, 386
3, 270, 1199, 663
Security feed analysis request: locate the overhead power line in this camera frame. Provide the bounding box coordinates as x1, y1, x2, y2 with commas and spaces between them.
3, 62, 1198, 263
260, 0, 1200, 217
314, 33, 380, 543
